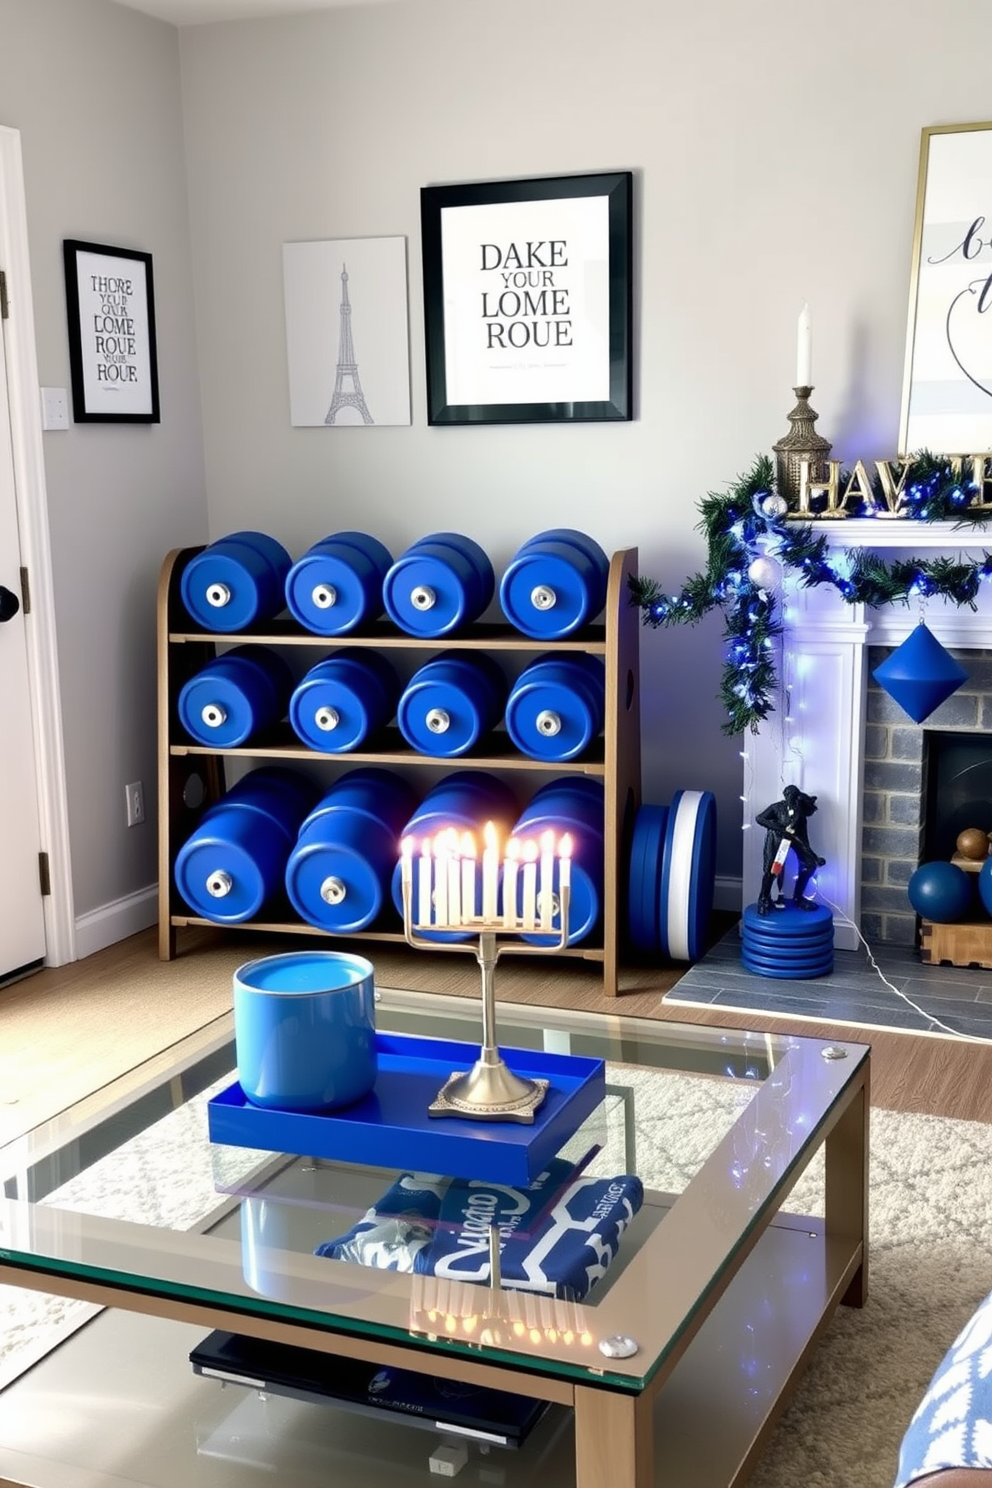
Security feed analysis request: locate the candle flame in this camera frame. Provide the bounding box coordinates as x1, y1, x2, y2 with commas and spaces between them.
421, 836, 432, 858
558, 833, 573, 860
460, 831, 477, 859
483, 820, 498, 853
540, 828, 555, 851
506, 837, 521, 862
434, 826, 460, 858
401, 835, 415, 858
522, 839, 539, 864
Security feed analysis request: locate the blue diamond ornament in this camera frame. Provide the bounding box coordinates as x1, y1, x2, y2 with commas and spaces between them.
872, 622, 968, 723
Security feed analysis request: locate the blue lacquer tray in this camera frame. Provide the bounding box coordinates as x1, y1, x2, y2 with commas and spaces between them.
207, 1032, 606, 1186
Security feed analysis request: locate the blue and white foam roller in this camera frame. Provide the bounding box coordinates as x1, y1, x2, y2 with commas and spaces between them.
658, 789, 717, 962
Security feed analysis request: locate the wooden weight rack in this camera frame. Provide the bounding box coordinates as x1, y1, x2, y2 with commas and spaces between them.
157, 545, 642, 996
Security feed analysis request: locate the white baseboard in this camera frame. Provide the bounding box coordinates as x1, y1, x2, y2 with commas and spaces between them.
70, 877, 743, 961
713, 874, 742, 914
73, 884, 158, 961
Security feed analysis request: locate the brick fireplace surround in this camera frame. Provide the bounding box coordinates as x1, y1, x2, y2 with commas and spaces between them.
862, 647, 992, 945
742, 522, 992, 951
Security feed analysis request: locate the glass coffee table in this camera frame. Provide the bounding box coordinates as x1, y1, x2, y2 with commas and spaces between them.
0, 987, 869, 1488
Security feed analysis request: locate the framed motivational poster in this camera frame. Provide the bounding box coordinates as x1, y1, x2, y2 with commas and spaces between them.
900, 122, 992, 456
63, 240, 160, 423
421, 171, 632, 425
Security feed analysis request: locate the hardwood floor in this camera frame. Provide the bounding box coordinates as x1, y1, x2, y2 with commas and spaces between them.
5, 922, 991, 1127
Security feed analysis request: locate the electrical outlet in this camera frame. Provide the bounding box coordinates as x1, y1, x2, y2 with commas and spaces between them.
40, 386, 70, 431
126, 780, 145, 828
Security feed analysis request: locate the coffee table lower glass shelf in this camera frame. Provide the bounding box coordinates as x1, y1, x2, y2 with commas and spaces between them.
0, 988, 870, 1488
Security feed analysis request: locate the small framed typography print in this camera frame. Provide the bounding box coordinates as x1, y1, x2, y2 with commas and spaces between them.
420, 171, 633, 425
63, 240, 160, 423
899, 121, 992, 456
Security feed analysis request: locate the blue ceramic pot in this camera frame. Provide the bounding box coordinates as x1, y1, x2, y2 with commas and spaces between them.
233, 950, 377, 1112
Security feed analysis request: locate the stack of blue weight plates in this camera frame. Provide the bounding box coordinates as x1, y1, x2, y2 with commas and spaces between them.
740, 901, 834, 978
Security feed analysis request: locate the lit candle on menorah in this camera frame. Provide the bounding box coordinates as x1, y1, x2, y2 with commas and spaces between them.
399, 822, 572, 1123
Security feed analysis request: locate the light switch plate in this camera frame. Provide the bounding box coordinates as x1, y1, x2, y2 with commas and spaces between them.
40, 387, 69, 431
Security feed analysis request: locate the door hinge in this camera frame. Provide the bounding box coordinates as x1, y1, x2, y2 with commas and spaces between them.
19, 567, 30, 616
38, 852, 51, 897
0, 270, 8, 320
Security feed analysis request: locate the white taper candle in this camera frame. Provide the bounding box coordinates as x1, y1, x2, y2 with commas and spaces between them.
482, 821, 499, 921
502, 837, 520, 928
521, 840, 538, 930
796, 302, 812, 387
558, 833, 572, 893
460, 832, 477, 924
558, 833, 572, 939
447, 829, 461, 927
433, 834, 449, 925
418, 837, 432, 925
539, 829, 555, 930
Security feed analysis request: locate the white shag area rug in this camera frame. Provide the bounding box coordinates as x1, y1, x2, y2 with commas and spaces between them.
1, 1068, 990, 1488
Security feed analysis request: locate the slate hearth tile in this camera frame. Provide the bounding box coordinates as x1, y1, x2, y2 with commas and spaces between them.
670, 927, 992, 1037
900, 973, 984, 1004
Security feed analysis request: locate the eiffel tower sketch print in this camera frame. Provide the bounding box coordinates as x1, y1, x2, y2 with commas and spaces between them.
282, 236, 411, 427
325, 263, 373, 425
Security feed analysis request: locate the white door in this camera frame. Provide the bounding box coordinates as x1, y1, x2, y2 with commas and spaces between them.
0, 293, 46, 980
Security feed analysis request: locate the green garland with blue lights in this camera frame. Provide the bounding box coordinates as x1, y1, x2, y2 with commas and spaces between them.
628, 452, 992, 736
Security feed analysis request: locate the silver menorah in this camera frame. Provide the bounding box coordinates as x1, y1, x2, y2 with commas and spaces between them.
400, 827, 572, 1123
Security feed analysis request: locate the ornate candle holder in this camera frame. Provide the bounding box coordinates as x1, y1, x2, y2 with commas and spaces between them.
400, 829, 571, 1124
772, 385, 832, 511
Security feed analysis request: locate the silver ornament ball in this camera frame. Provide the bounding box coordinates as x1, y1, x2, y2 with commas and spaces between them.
747, 556, 782, 591
761, 493, 789, 519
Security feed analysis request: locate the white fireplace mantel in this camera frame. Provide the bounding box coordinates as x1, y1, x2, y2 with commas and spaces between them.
742, 521, 992, 949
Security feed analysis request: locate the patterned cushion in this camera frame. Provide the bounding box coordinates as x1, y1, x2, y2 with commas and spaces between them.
895, 1289, 992, 1486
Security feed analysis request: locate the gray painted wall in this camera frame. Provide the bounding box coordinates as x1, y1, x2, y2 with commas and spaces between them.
2, 0, 207, 919
177, 0, 992, 886
8, 0, 992, 935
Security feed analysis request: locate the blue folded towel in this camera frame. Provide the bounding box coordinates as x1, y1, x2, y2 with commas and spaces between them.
315, 1157, 643, 1302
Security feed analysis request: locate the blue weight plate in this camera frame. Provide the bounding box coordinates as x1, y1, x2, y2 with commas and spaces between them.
499, 554, 592, 639
290, 678, 374, 753
383, 555, 471, 637
181, 552, 264, 632
659, 790, 717, 962
741, 944, 835, 973
285, 842, 383, 933
740, 955, 835, 981
175, 837, 268, 924
628, 804, 667, 953
285, 554, 373, 635
741, 916, 834, 948
742, 901, 833, 938
179, 672, 257, 748
740, 940, 836, 968
742, 923, 835, 949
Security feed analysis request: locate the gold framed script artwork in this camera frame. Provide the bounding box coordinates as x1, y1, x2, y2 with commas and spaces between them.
900, 121, 992, 456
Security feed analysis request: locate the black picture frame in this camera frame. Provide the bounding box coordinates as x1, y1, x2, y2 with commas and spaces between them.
63, 239, 160, 423
421, 171, 632, 425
